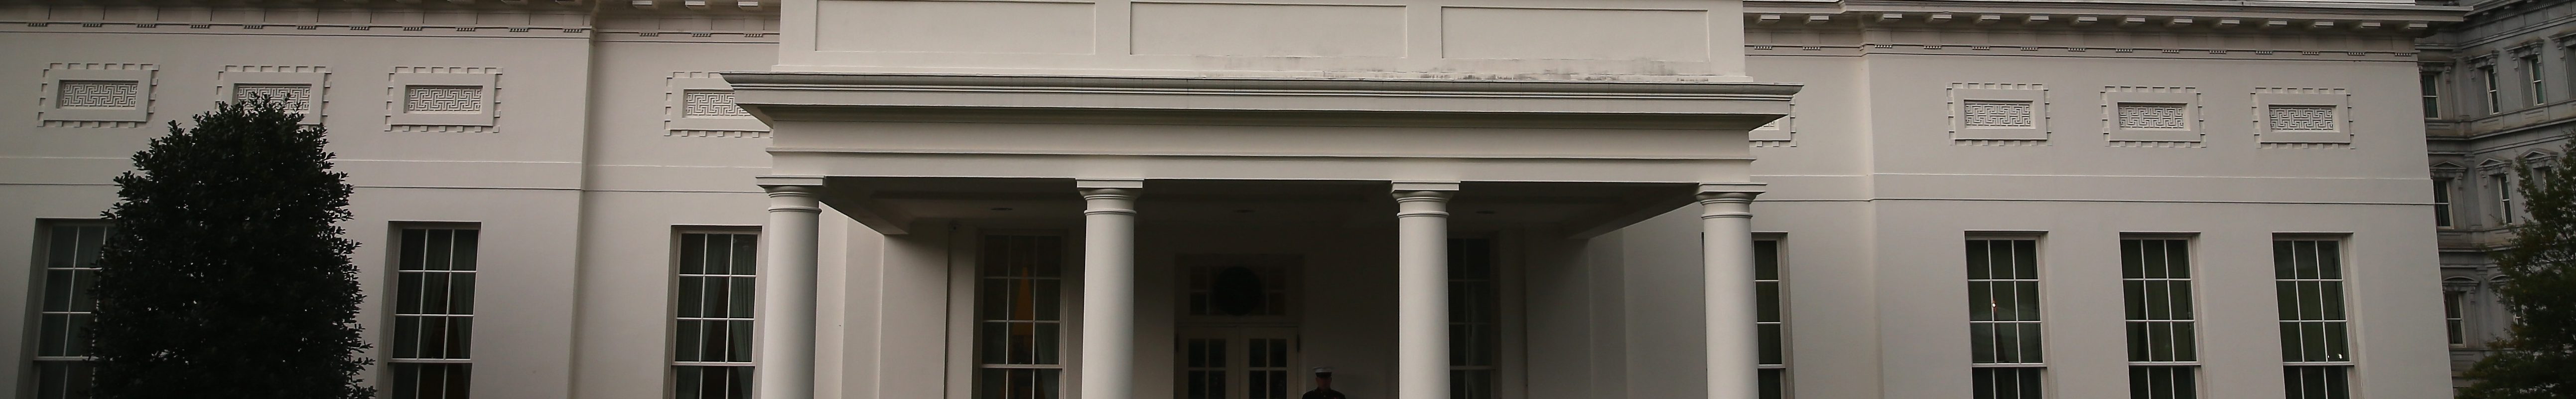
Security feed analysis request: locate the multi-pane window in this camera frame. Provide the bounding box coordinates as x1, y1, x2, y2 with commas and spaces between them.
391, 227, 479, 399
2434, 178, 2454, 228
1450, 238, 1499, 399
977, 234, 1065, 399
2492, 173, 2515, 224
2122, 238, 2197, 399
2443, 277, 2475, 346
674, 231, 759, 399
2274, 238, 2352, 399
31, 222, 107, 399
2527, 55, 2547, 105
2422, 73, 2442, 118
2482, 65, 2503, 114
1756, 239, 1788, 399
1968, 238, 2044, 399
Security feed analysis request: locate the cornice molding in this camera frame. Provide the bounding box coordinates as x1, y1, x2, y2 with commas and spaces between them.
724, 73, 1806, 98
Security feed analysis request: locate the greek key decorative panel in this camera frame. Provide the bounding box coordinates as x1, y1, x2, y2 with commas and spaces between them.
385, 67, 499, 132
37, 63, 157, 127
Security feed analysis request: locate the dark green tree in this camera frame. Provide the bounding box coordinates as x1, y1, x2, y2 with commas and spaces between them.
2459, 143, 2576, 399
87, 97, 375, 399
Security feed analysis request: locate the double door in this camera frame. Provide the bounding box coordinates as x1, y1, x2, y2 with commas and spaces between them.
1176, 327, 1299, 399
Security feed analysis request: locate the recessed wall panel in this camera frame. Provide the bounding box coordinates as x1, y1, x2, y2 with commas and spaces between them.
1129, 2, 1406, 57
814, 0, 1096, 54
1439, 7, 1708, 61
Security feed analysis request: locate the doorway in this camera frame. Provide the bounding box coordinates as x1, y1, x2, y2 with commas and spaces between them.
1173, 254, 1303, 399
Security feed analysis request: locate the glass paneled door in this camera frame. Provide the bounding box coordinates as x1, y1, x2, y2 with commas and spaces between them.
1176, 327, 1300, 399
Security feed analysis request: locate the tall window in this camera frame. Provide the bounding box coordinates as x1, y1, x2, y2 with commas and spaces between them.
2274, 238, 2352, 399
2528, 55, 2548, 105
30, 222, 106, 399
2482, 65, 2502, 114
2434, 178, 2454, 228
674, 231, 759, 399
2122, 238, 2197, 399
391, 226, 479, 399
2442, 277, 2475, 346
2422, 72, 2442, 118
1756, 239, 1788, 399
1450, 238, 1500, 399
2492, 173, 2516, 224
1968, 237, 2043, 399
976, 234, 1065, 399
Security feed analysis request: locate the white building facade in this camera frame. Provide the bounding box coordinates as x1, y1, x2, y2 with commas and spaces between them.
0, 0, 2466, 399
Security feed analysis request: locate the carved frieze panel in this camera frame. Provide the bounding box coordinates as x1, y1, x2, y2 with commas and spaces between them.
664, 71, 768, 137
386, 66, 500, 132
1950, 82, 2049, 143
37, 62, 156, 127
2253, 87, 2352, 146
218, 65, 329, 125
2101, 86, 2202, 145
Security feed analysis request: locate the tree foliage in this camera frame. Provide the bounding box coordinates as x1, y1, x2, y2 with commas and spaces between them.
2459, 143, 2576, 399
87, 97, 375, 399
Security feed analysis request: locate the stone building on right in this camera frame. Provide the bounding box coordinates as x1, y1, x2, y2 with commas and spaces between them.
2420, 0, 2576, 391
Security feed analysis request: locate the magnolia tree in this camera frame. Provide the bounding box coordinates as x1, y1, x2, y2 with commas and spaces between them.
2458, 143, 2576, 399
87, 97, 375, 399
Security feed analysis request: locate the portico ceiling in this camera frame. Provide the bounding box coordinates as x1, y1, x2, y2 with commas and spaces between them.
822, 177, 1701, 238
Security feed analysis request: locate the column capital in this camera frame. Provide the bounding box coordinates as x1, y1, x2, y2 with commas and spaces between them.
1391, 181, 1461, 193
1077, 179, 1146, 190
756, 175, 827, 190
1695, 182, 1767, 198
760, 176, 825, 213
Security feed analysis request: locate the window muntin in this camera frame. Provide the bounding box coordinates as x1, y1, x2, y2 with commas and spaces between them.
674, 231, 759, 399
31, 222, 107, 399
1969, 238, 2043, 365
2122, 238, 2197, 399
2434, 179, 2454, 228
2283, 366, 2351, 399
1974, 367, 2044, 399
1755, 239, 1787, 399
391, 227, 478, 399
2274, 239, 2351, 399
1451, 238, 1499, 399
976, 234, 1066, 399
1969, 237, 2043, 399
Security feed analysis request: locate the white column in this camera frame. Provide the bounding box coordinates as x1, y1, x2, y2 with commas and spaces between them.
756, 179, 823, 399
1079, 180, 1143, 399
1699, 186, 1763, 399
1393, 182, 1457, 399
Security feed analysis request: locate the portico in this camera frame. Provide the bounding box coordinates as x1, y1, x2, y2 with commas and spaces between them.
729, 68, 1785, 399
727, 1, 1791, 397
